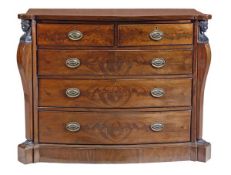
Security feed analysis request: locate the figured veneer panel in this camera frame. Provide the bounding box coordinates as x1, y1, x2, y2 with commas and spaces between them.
38, 78, 192, 108
37, 24, 114, 46
39, 110, 191, 144
38, 49, 192, 76
36, 142, 195, 163
118, 24, 193, 46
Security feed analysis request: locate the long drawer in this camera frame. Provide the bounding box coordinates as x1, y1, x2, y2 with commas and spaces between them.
38, 78, 192, 108
38, 49, 192, 76
39, 110, 191, 144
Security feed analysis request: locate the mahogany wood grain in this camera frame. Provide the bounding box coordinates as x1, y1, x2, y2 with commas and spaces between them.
17, 40, 33, 140
191, 21, 199, 143
39, 110, 191, 144
37, 24, 114, 46
38, 49, 192, 76
34, 143, 195, 163
38, 75, 192, 79
39, 78, 192, 108
32, 20, 39, 143
38, 106, 191, 112
18, 141, 34, 164
18, 9, 212, 21
39, 20, 192, 24
118, 24, 193, 46
196, 43, 211, 139
19, 140, 210, 163
38, 45, 193, 50
17, 9, 212, 164
197, 139, 211, 162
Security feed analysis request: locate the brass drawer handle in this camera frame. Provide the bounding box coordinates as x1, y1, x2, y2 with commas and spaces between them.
68, 30, 83, 41
66, 58, 80, 68
151, 58, 166, 68
66, 122, 80, 132
66, 88, 80, 98
150, 123, 164, 132
151, 88, 165, 98
149, 28, 164, 41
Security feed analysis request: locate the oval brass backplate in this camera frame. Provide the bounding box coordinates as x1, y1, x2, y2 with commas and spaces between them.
150, 123, 164, 132
66, 58, 81, 68
66, 122, 81, 132
151, 58, 166, 68
68, 30, 83, 41
66, 88, 80, 98
151, 88, 165, 98
149, 28, 164, 41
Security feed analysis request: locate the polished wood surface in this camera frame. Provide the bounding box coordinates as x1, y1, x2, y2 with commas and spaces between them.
39, 78, 192, 108
34, 143, 195, 163
37, 24, 114, 46
118, 24, 193, 46
17, 9, 212, 164
190, 20, 199, 142
31, 20, 40, 143
17, 40, 33, 140
39, 110, 190, 144
38, 49, 192, 76
38, 106, 191, 112
18, 141, 34, 164
18, 9, 212, 20
197, 139, 211, 162
196, 43, 211, 139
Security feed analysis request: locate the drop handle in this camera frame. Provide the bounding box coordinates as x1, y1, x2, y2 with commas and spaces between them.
149, 28, 164, 41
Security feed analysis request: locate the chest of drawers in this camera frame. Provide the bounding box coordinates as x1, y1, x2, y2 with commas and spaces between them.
17, 9, 212, 164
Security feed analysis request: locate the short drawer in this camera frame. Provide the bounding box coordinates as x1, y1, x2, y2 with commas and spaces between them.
39, 110, 191, 144
38, 49, 192, 76
39, 78, 192, 108
37, 24, 114, 46
118, 24, 193, 46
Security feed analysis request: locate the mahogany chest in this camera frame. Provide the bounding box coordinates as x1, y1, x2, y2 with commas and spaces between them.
17, 9, 212, 164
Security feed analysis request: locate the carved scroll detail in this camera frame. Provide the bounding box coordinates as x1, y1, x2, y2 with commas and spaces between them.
20, 20, 32, 43
198, 20, 209, 43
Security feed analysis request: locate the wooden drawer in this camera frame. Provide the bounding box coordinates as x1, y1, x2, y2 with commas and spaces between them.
38, 49, 192, 76
39, 78, 192, 108
118, 24, 193, 46
39, 110, 191, 144
37, 24, 114, 46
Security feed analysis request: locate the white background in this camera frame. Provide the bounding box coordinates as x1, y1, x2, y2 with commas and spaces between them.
0, 0, 230, 174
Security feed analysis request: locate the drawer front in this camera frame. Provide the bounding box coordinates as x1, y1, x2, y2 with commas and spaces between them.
38, 49, 192, 76
39, 78, 191, 108
37, 24, 114, 46
118, 24, 193, 46
39, 110, 191, 144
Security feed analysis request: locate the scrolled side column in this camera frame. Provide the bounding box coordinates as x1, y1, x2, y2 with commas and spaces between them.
17, 19, 34, 164
196, 20, 211, 162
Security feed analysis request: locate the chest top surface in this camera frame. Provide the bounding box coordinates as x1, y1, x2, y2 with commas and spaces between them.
18, 9, 211, 21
